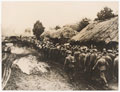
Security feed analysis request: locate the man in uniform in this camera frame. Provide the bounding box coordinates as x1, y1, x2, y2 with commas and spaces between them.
78, 49, 86, 72
107, 49, 116, 62
74, 48, 80, 72
90, 49, 98, 68
61, 46, 67, 64
102, 50, 112, 80
54, 47, 59, 61
113, 54, 118, 81
51, 46, 56, 61
56, 45, 61, 63
64, 50, 75, 81
107, 49, 116, 79
84, 49, 91, 80
87, 49, 98, 79
92, 57, 109, 87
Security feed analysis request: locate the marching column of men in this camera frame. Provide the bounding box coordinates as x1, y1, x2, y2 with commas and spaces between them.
3, 37, 118, 88
32, 40, 118, 88
26, 38, 118, 88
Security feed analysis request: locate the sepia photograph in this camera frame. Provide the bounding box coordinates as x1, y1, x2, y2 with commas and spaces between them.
1, 0, 119, 90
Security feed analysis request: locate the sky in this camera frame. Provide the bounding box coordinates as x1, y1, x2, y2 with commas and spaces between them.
2, 1, 119, 36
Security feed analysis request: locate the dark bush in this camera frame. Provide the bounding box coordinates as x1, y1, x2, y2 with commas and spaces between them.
33, 20, 45, 40
77, 18, 90, 32
54, 25, 61, 30
96, 7, 115, 21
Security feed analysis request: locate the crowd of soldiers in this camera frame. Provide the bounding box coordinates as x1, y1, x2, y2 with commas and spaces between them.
28, 39, 118, 88
2, 37, 118, 88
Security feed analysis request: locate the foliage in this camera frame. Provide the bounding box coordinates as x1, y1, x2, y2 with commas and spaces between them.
41, 26, 78, 44
54, 25, 61, 30
33, 20, 45, 39
77, 18, 90, 32
96, 7, 115, 21
63, 24, 79, 31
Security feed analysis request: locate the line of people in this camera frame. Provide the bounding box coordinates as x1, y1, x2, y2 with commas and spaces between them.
38, 43, 118, 88
64, 48, 118, 87
3, 37, 118, 88
30, 40, 118, 88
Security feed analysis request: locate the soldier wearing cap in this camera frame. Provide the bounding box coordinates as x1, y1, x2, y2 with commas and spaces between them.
64, 50, 72, 69
92, 57, 109, 87
61, 46, 67, 64
102, 51, 113, 80
113, 54, 118, 81
54, 47, 58, 61
84, 49, 91, 79
78, 48, 86, 71
56, 45, 61, 62
64, 50, 75, 80
107, 49, 116, 61
89, 49, 97, 74
107, 49, 116, 78
74, 48, 80, 72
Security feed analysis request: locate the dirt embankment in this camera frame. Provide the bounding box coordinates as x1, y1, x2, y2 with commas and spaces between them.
2, 52, 17, 89
3, 46, 75, 90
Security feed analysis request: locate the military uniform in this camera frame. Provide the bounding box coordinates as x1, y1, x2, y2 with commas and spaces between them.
84, 50, 91, 79
107, 50, 116, 62
92, 58, 109, 87
64, 52, 75, 80
113, 56, 118, 80
78, 51, 86, 71
102, 55, 112, 80
74, 51, 80, 72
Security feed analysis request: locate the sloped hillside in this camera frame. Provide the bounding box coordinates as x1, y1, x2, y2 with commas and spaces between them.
71, 17, 118, 43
